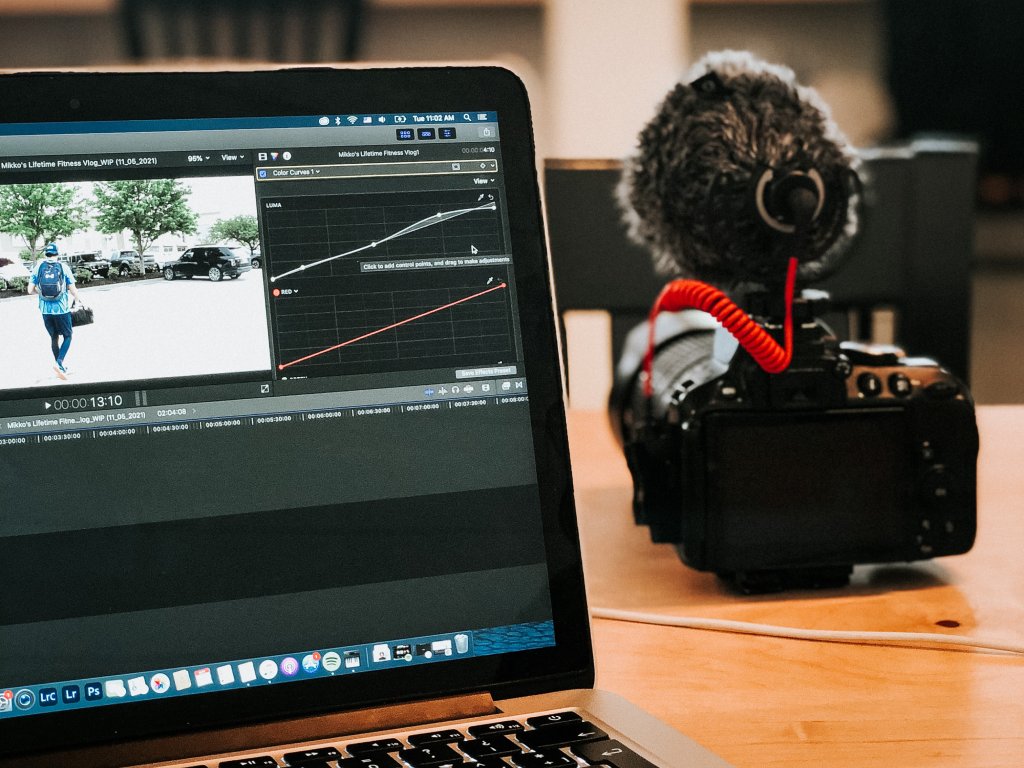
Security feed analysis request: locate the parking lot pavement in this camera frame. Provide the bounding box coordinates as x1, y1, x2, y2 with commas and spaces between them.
0, 271, 272, 391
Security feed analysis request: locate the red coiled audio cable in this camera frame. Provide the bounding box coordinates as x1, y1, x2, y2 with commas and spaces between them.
642, 256, 799, 397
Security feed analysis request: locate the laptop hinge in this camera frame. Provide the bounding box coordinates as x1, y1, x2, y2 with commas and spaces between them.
7, 693, 498, 768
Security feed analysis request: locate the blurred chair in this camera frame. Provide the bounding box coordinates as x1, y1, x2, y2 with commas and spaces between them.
121, 0, 365, 63
544, 138, 978, 399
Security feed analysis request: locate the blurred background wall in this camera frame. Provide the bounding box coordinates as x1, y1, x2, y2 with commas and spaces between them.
0, 0, 1021, 402
0, 0, 892, 153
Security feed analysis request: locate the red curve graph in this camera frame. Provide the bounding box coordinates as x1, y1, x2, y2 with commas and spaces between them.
277, 282, 508, 371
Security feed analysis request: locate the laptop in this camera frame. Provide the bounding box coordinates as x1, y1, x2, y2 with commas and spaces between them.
0, 66, 731, 768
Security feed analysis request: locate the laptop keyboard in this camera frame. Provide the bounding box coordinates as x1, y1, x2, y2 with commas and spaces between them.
181, 711, 656, 768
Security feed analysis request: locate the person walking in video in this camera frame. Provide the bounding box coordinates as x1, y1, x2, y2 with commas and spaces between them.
27, 243, 80, 380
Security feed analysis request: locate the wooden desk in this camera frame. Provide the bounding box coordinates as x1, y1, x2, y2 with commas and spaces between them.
568, 406, 1024, 767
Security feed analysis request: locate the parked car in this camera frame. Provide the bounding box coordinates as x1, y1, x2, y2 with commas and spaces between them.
109, 250, 158, 276
162, 245, 251, 282
249, 250, 262, 269
0, 258, 31, 291
60, 252, 110, 278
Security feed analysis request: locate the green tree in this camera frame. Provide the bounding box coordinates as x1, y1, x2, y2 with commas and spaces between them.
209, 214, 260, 254
92, 180, 198, 262
0, 183, 90, 257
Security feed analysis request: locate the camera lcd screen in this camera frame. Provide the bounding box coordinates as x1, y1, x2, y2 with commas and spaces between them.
704, 409, 913, 570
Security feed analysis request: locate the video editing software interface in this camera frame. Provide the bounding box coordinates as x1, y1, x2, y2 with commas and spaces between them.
0, 112, 554, 719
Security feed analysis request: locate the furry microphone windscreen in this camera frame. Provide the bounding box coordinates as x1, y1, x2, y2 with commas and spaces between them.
619, 50, 861, 289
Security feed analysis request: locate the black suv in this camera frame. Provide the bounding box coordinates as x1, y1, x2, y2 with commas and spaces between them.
60, 252, 110, 278
162, 246, 251, 282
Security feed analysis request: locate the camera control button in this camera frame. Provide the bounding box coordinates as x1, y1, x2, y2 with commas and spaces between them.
718, 382, 739, 400
921, 467, 951, 503
857, 372, 882, 397
889, 373, 913, 397
926, 380, 959, 399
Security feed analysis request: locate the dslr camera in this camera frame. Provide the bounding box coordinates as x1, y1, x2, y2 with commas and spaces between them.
608, 54, 978, 591
610, 293, 978, 592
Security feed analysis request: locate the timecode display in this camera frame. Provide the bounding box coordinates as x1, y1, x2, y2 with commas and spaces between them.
51, 395, 126, 411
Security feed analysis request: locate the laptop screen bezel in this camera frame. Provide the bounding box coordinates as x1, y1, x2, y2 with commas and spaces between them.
0, 65, 593, 759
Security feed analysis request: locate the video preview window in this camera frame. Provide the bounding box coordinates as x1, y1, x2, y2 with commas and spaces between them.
0, 176, 271, 391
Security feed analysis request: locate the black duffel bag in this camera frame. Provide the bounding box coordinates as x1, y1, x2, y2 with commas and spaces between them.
70, 299, 94, 327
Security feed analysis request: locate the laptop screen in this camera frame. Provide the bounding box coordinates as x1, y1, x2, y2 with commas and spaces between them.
0, 68, 589, 754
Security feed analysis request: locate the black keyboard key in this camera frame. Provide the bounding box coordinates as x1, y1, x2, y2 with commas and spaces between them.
468, 759, 512, 768
573, 739, 658, 768
220, 758, 278, 768
468, 720, 525, 737
509, 751, 575, 768
398, 743, 463, 767
347, 738, 404, 756
337, 755, 400, 768
460, 734, 521, 759
517, 721, 607, 750
283, 746, 341, 765
409, 729, 465, 746
525, 712, 581, 729
286, 762, 332, 768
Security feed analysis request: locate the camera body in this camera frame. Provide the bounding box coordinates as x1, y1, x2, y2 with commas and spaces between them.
610, 292, 978, 591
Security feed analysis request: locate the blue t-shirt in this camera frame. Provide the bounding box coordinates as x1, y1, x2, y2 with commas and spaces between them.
30, 259, 76, 315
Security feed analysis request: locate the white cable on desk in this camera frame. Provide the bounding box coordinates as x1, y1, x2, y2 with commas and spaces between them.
590, 606, 1024, 655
